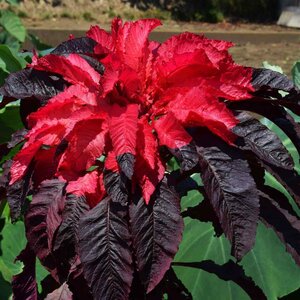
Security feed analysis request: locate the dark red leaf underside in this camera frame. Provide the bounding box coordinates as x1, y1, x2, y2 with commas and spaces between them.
51, 37, 97, 55
260, 192, 300, 266
45, 282, 73, 300
197, 144, 260, 260
129, 180, 183, 293
53, 194, 89, 272
25, 179, 66, 280
78, 197, 133, 300
232, 111, 293, 169
7, 164, 33, 222
0, 69, 66, 102
12, 244, 38, 300
229, 101, 300, 160
251, 68, 297, 92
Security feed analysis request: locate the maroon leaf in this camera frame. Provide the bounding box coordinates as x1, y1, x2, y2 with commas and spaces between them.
263, 163, 300, 209
53, 194, 89, 270
0, 160, 12, 203
8, 128, 28, 148
260, 191, 300, 266
232, 111, 293, 169
78, 197, 133, 300
196, 138, 260, 260
51, 37, 97, 55
45, 282, 73, 300
252, 68, 297, 92
25, 179, 66, 280
129, 180, 183, 293
12, 244, 38, 300
229, 100, 300, 160
7, 164, 33, 222
0, 69, 67, 103
103, 170, 128, 205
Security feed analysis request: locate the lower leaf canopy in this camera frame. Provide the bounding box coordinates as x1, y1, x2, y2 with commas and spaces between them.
78, 197, 133, 300
129, 181, 183, 292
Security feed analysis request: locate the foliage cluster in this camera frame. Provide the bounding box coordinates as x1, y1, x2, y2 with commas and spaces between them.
2, 17, 300, 300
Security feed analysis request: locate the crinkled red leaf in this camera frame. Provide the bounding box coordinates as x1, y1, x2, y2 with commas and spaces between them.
135, 119, 165, 203
66, 171, 106, 207
30, 54, 100, 88
109, 103, 139, 179
58, 117, 107, 180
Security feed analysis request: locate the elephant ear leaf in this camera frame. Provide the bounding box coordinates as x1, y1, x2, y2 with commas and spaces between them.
197, 143, 260, 260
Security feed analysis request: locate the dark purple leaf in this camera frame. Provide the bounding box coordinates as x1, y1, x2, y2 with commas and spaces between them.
129, 180, 183, 293
78, 197, 133, 300
8, 128, 28, 148
7, 164, 33, 222
0, 69, 67, 103
229, 100, 300, 160
173, 260, 267, 300
197, 142, 260, 260
263, 163, 300, 209
51, 37, 97, 55
252, 68, 297, 92
103, 170, 128, 205
53, 194, 89, 271
12, 244, 38, 300
117, 153, 135, 180
0, 160, 12, 203
0, 143, 9, 161
232, 111, 293, 169
25, 179, 66, 280
45, 282, 73, 300
169, 142, 199, 172
259, 191, 300, 266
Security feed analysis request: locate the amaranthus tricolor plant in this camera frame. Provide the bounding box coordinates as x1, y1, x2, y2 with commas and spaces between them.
1, 18, 300, 299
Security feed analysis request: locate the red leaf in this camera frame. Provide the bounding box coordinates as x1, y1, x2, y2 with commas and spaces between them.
135, 119, 165, 203
30, 54, 100, 88
109, 103, 139, 178
10, 140, 42, 184
45, 282, 73, 300
154, 113, 192, 149
58, 118, 107, 180
87, 25, 114, 52
66, 171, 106, 207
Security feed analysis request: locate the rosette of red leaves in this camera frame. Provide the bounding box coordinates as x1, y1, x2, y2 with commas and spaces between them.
1, 18, 300, 300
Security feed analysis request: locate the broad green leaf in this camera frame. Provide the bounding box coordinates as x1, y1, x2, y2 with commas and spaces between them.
0, 106, 23, 144
0, 219, 26, 282
0, 10, 26, 43
262, 61, 283, 74
292, 61, 300, 89
28, 33, 52, 52
0, 45, 26, 73
175, 182, 300, 300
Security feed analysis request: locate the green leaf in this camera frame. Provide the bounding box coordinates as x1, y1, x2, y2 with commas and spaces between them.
0, 106, 23, 144
262, 61, 283, 74
0, 219, 26, 282
0, 45, 26, 73
292, 61, 300, 89
0, 10, 26, 43
175, 184, 300, 300
28, 33, 52, 52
